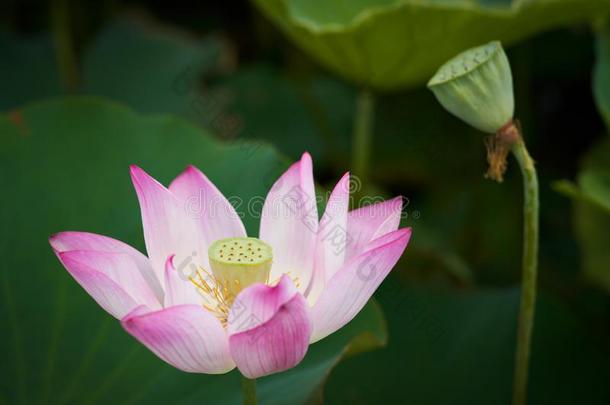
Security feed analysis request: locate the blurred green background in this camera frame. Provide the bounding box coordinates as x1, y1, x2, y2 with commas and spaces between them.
1, 0, 610, 404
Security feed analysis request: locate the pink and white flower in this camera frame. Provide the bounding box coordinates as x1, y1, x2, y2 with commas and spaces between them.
49, 152, 411, 378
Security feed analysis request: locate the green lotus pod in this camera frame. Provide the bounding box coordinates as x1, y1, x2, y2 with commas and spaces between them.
427, 41, 514, 133
209, 237, 273, 298
428, 41, 515, 133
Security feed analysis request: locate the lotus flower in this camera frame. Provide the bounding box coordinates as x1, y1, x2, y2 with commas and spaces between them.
49, 153, 411, 378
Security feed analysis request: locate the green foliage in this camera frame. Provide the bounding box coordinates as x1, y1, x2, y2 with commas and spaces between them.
0, 32, 61, 110
555, 138, 610, 292
82, 18, 224, 122
594, 24, 610, 127
0, 97, 386, 404
210, 64, 347, 167
252, 0, 610, 90
556, 171, 610, 212
0, 17, 224, 120
325, 283, 610, 404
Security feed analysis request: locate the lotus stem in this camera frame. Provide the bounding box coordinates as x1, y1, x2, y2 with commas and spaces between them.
510, 131, 539, 405
352, 88, 375, 196
51, 0, 79, 91
241, 376, 257, 405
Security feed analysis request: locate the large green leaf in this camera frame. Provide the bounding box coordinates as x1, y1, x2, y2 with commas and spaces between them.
0, 97, 386, 404
251, 0, 610, 90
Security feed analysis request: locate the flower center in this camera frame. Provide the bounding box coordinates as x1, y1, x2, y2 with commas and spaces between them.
208, 237, 273, 300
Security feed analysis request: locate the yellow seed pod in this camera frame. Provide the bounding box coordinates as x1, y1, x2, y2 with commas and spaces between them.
208, 237, 273, 299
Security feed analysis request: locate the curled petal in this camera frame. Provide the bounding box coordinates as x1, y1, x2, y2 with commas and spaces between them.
50, 231, 162, 301
164, 255, 203, 307
310, 228, 412, 343
260, 152, 318, 293
122, 305, 234, 374
228, 275, 312, 378
346, 196, 403, 261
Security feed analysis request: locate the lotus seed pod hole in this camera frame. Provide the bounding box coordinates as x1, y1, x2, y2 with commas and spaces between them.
208, 237, 273, 298
209, 237, 272, 264
429, 41, 500, 85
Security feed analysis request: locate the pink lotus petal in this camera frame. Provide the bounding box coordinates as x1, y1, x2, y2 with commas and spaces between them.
122, 304, 234, 374
164, 255, 204, 306
57, 252, 141, 319
310, 228, 412, 343
169, 165, 247, 267
260, 153, 318, 293
58, 249, 162, 312
307, 172, 350, 304
227, 275, 312, 378
50, 231, 162, 301
346, 196, 403, 261
130, 165, 202, 287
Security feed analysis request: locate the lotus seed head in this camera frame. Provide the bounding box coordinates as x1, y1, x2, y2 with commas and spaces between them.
208, 237, 273, 299
428, 41, 515, 133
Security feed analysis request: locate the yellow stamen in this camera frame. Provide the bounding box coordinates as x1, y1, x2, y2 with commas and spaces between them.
189, 266, 234, 327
